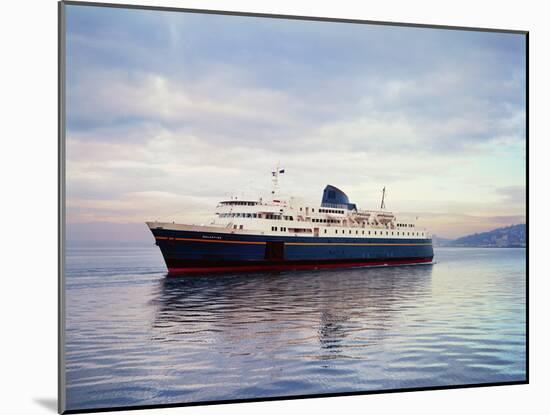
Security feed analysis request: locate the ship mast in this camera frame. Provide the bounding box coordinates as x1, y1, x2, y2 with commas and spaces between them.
271, 162, 285, 195
380, 186, 386, 210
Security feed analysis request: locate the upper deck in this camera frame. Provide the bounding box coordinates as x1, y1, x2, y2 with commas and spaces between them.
148, 171, 430, 240
151, 189, 430, 240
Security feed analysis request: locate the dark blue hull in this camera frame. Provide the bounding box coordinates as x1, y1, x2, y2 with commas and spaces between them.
150, 227, 434, 274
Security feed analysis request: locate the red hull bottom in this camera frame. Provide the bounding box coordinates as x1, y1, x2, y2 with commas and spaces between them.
167, 257, 434, 275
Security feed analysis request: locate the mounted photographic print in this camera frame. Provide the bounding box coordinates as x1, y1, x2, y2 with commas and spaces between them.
58, 1, 528, 413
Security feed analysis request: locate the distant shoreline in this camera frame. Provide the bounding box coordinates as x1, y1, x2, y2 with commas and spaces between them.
435, 245, 526, 248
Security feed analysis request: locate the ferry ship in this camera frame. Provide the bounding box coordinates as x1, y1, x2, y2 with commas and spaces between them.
147, 168, 434, 275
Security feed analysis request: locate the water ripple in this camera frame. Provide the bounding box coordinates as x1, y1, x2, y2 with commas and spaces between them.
65, 247, 526, 411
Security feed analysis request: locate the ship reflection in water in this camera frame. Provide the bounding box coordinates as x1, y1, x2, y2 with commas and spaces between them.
152, 265, 433, 362
65, 247, 526, 411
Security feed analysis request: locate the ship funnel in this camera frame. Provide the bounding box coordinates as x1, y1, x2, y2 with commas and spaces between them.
321, 185, 357, 210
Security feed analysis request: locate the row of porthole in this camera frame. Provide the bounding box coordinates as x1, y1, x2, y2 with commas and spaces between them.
333, 229, 424, 237
266, 226, 425, 237
220, 213, 295, 220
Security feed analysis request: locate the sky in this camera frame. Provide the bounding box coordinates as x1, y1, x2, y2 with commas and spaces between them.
64, 4, 526, 242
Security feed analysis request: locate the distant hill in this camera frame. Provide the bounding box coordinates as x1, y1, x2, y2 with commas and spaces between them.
446, 224, 526, 248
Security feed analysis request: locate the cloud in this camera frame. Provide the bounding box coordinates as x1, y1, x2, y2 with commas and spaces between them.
64, 4, 526, 241
496, 185, 526, 206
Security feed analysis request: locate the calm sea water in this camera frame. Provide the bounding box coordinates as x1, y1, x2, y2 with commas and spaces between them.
64, 246, 526, 411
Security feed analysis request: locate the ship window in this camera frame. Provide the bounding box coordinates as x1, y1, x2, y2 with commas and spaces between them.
397, 232, 399, 235
368, 231, 371, 235
312, 208, 315, 212
386, 231, 388, 235
349, 230, 352, 234
374, 231, 377, 235
392, 232, 394, 235
335, 229, 338, 234
239, 225, 243, 230
233, 225, 237, 229
300, 207, 303, 211
356, 230, 358, 234
362, 230, 364, 235
324, 229, 327, 234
